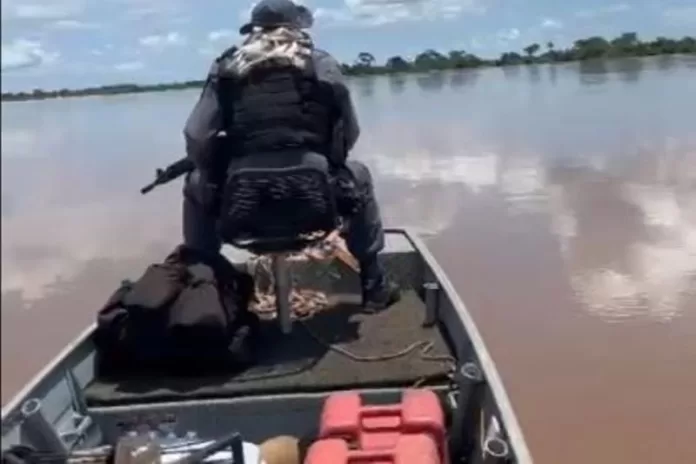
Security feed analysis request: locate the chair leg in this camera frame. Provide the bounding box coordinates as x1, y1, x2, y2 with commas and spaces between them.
271, 253, 293, 334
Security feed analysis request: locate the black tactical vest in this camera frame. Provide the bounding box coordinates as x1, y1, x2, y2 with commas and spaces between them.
216, 58, 336, 157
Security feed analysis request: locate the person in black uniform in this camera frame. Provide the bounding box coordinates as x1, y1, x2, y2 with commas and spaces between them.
181, 0, 399, 309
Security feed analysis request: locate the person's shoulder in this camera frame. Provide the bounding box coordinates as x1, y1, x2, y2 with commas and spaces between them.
311, 48, 344, 83
209, 46, 238, 76
217, 45, 237, 61
312, 48, 339, 66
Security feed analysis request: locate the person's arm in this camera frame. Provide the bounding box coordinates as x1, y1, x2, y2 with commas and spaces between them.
183, 62, 224, 170
313, 49, 361, 153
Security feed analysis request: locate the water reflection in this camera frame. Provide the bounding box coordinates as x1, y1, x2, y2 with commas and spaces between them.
3, 56, 694, 320
611, 57, 645, 83
415, 71, 446, 93
578, 59, 609, 85
362, 122, 696, 325
547, 64, 558, 85
449, 69, 478, 89
388, 73, 407, 95
2, 191, 17, 218
526, 64, 542, 84
546, 138, 696, 323
3, 55, 696, 463
354, 75, 376, 98
682, 53, 696, 69
501, 64, 522, 79
655, 54, 677, 71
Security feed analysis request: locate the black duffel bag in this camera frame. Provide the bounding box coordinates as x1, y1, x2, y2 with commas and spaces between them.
94, 245, 259, 377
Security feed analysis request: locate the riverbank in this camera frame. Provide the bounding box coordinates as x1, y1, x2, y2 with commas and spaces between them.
2, 33, 694, 102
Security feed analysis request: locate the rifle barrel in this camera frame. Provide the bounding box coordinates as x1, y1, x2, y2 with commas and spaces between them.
139, 158, 194, 195
140, 183, 157, 195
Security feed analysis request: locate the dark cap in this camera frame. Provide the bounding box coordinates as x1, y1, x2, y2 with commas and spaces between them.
239, 0, 314, 35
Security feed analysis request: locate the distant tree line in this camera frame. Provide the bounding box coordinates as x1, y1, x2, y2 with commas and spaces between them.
342, 33, 696, 75
2, 33, 695, 102
1, 81, 205, 102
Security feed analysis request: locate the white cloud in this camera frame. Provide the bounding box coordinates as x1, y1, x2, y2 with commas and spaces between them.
90, 44, 115, 57
199, 29, 236, 56
575, 3, 631, 19
604, 3, 631, 13
16, 4, 69, 19
314, 0, 487, 28
138, 32, 186, 49
119, 0, 182, 19
5, 2, 82, 20
314, 7, 354, 24
1, 39, 59, 71
663, 6, 696, 23
50, 19, 99, 29
208, 29, 236, 42
541, 17, 562, 29
114, 61, 145, 71
497, 28, 520, 43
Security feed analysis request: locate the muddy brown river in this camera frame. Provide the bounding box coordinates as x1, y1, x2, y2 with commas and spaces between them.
2, 55, 696, 463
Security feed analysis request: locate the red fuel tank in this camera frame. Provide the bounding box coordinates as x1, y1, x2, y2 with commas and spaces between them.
318, 389, 447, 463
304, 435, 440, 464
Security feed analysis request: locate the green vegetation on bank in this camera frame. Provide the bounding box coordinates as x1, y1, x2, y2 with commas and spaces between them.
3, 33, 695, 102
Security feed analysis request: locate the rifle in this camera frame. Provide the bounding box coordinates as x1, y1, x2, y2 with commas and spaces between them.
140, 157, 195, 194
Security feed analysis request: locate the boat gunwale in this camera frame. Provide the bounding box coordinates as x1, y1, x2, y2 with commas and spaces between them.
2, 323, 95, 420
86, 387, 446, 413
391, 227, 534, 464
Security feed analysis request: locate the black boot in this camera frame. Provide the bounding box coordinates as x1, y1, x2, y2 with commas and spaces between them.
360, 257, 401, 310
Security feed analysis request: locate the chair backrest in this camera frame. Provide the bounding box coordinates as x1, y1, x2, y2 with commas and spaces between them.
217, 163, 339, 254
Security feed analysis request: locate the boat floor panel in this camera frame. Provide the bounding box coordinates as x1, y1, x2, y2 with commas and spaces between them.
84, 290, 452, 407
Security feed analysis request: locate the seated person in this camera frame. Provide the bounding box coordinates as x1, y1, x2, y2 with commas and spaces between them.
181, 0, 400, 309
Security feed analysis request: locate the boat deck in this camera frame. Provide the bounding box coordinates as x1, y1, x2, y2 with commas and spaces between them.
83, 290, 453, 407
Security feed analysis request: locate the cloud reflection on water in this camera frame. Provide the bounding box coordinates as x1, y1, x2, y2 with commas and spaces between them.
356, 121, 696, 324
1, 110, 185, 308
546, 138, 696, 323
3, 123, 695, 325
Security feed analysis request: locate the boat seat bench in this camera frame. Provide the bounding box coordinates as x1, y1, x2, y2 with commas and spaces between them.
83, 291, 453, 407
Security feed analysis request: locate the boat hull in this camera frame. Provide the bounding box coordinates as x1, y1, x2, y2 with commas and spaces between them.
1, 228, 533, 464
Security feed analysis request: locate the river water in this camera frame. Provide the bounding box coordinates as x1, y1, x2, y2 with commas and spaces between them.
2, 55, 696, 463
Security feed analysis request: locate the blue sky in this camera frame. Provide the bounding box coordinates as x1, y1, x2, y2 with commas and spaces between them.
1, 0, 695, 91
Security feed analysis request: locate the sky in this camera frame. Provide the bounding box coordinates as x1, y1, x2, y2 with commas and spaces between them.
1, 0, 695, 92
